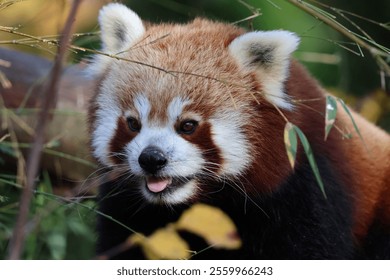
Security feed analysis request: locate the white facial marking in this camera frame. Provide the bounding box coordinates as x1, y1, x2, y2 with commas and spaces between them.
210, 111, 252, 177
168, 96, 190, 122
123, 95, 204, 204
126, 126, 204, 177
134, 94, 151, 122
92, 84, 121, 167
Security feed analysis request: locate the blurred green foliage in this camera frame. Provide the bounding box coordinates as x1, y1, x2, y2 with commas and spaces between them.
0, 172, 96, 259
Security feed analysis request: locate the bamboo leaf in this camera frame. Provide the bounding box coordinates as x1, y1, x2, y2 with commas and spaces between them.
337, 98, 367, 150
293, 125, 327, 199
325, 95, 338, 140
284, 122, 298, 169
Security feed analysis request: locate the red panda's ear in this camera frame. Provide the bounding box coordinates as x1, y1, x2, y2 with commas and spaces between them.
229, 31, 300, 110
87, 3, 145, 77
98, 3, 145, 53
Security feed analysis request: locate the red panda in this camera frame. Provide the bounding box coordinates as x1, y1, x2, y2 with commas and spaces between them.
87, 3, 390, 259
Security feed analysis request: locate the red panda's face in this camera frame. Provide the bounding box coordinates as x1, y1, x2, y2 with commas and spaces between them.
91, 63, 254, 204
88, 4, 299, 204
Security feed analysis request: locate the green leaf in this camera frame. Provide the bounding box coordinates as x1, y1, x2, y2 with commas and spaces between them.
325, 96, 338, 140
284, 122, 298, 169
293, 125, 327, 199
337, 98, 367, 149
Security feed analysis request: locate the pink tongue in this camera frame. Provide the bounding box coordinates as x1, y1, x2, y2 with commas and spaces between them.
146, 177, 170, 193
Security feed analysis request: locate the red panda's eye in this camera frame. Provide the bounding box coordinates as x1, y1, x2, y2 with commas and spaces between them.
127, 117, 141, 132
178, 120, 198, 135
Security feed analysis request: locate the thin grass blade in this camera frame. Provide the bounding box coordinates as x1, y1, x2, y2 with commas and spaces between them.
293, 125, 327, 199
337, 98, 367, 150
325, 95, 338, 140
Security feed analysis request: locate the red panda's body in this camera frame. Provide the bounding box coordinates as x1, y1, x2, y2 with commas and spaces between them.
88, 4, 390, 259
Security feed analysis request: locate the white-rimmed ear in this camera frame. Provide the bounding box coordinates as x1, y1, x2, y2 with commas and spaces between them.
87, 3, 145, 77
99, 3, 145, 53
229, 31, 300, 110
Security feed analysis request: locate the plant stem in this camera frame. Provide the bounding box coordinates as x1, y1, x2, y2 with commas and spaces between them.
7, 0, 82, 260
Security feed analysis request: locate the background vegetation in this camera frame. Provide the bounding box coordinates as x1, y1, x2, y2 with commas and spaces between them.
0, 0, 389, 259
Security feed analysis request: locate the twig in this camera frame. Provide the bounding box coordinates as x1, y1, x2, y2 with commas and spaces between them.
285, 0, 390, 76
309, 0, 390, 30
232, 0, 262, 25
0, 26, 59, 46
7, 0, 83, 260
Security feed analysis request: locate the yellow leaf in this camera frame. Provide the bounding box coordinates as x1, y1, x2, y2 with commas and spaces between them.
284, 122, 297, 169
176, 204, 241, 250
140, 227, 190, 260
128, 233, 145, 246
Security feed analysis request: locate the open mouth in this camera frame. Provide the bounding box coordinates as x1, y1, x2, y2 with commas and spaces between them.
144, 176, 193, 194
140, 175, 198, 204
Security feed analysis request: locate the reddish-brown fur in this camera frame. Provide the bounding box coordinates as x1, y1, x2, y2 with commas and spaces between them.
109, 117, 138, 165
89, 18, 390, 246
181, 122, 224, 174
283, 61, 390, 242
336, 109, 390, 240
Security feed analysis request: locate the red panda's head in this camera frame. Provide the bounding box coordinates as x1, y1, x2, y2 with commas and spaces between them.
87, 3, 300, 205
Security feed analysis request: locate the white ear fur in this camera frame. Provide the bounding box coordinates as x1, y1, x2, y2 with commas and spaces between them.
99, 3, 145, 53
229, 31, 300, 110
87, 3, 145, 77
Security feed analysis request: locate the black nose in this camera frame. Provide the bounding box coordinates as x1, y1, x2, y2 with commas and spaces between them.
138, 146, 168, 174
